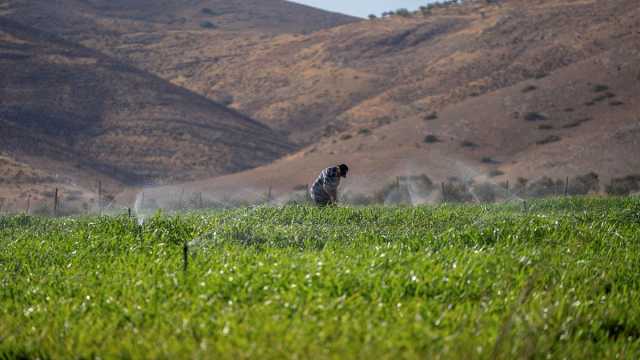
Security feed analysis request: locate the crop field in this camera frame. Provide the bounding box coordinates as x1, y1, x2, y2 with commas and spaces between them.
1, 198, 640, 359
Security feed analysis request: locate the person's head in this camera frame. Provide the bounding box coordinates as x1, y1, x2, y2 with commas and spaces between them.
338, 164, 349, 178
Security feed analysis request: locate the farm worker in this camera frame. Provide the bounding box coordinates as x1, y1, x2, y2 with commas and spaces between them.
310, 164, 349, 206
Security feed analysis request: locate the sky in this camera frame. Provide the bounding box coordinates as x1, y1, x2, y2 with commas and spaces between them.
290, 0, 433, 18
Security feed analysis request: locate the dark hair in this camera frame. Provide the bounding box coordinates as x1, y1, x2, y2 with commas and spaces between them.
339, 164, 349, 177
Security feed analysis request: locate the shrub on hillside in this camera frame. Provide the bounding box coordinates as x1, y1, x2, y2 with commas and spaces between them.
200, 21, 216, 29
395, 8, 412, 17
568, 172, 600, 195
461, 140, 479, 149
536, 135, 561, 145
525, 177, 564, 198
513, 177, 529, 195
419, 6, 432, 16
524, 112, 548, 122
441, 178, 474, 203
425, 112, 439, 121
424, 134, 440, 143
481, 157, 499, 164
606, 175, 640, 196
592, 84, 609, 93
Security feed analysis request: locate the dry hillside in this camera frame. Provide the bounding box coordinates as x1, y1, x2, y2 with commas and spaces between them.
9, 0, 636, 146
0, 18, 293, 208
2, 0, 639, 207
144, 42, 640, 205
2, 0, 357, 36
130, 0, 640, 203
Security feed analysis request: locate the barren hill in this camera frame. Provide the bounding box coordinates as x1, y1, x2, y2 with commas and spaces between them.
144, 41, 640, 204
128, 0, 640, 203
2, 0, 357, 36
0, 18, 293, 208
3, 0, 640, 207
148, 0, 639, 145
10, 0, 635, 147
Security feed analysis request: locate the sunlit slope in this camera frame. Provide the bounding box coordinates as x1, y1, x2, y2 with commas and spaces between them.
14, 0, 634, 146
3, 0, 357, 36
147, 39, 639, 200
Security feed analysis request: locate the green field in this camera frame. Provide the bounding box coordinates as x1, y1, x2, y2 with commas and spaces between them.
1, 198, 640, 359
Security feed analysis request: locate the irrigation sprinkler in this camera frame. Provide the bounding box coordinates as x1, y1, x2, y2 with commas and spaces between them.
183, 240, 189, 273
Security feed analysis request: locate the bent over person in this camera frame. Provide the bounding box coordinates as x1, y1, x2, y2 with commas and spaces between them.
310, 164, 349, 206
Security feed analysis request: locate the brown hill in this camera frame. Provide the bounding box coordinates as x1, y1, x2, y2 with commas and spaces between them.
4, 0, 640, 207
125, 0, 640, 204
0, 18, 293, 206
3, 0, 360, 138
158, 0, 639, 144
2, 0, 357, 36
141, 42, 640, 205
11, 0, 635, 147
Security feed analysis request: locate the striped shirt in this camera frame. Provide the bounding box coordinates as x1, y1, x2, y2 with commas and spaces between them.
310, 166, 341, 204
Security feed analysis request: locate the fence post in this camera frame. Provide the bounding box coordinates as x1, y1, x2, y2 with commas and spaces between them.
26, 194, 31, 215
267, 186, 272, 203
564, 177, 569, 196
53, 188, 59, 217
505, 180, 510, 197
128, 208, 132, 218
441, 182, 446, 202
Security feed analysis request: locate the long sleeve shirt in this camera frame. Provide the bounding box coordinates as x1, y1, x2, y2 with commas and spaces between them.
310, 166, 341, 204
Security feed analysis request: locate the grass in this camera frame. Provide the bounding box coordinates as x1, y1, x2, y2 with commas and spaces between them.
1, 198, 640, 358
